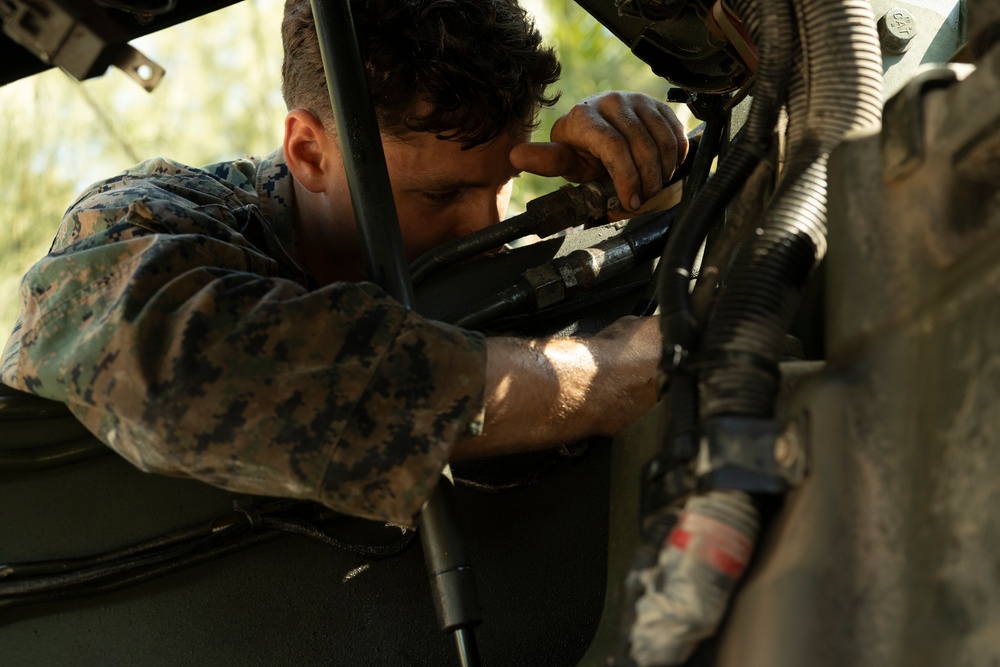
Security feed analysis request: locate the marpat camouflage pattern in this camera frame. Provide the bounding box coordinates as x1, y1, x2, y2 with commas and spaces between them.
0, 149, 486, 525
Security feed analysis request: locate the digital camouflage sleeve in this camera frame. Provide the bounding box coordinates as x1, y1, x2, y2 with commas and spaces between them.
0, 149, 487, 526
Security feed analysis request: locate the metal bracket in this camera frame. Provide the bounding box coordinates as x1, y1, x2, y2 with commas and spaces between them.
695, 416, 807, 494
1, 0, 164, 91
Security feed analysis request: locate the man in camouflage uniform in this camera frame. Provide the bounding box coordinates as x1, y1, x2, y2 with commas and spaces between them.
0, 0, 687, 526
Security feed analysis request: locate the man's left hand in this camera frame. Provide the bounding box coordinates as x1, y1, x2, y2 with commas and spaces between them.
509, 91, 688, 213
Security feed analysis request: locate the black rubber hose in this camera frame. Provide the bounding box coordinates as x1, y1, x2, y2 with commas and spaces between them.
455, 209, 676, 329
688, 155, 778, 325
413, 128, 701, 288
452, 285, 531, 329
657, 0, 794, 362
410, 176, 620, 286
633, 118, 723, 318
698, 0, 883, 420
0, 532, 282, 613
655, 0, 796, 463
410, 210, 544, 286
0, 436, 110, 471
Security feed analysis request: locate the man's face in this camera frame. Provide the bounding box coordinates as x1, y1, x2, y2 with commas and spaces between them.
381, 127, 530, 262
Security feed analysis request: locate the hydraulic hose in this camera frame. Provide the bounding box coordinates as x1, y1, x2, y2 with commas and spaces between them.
630, 8, 882, 656
633, 118, 723, 319
656, 0, 794, 365
453, 208, 676, 329
412, 127, 701, 288
410, 176, 621, 286
655, 0, 797, 464
698, 0, 883, 420
630, 3, 806, 665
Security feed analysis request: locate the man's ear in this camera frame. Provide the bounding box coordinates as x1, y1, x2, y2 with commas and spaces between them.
284, 109, 338, 194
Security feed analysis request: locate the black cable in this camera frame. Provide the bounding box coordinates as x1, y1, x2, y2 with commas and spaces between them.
0, 531, 280, 613
650, 0, 796, 485
633, 118, 724, 318
0, 500, 418, 613
0, 527, 240, 597
261, 517, 415, 560
484, 279, 650, 333
454, 209, 676, 330
1, 519, 218, 579
0, 436, 111, 471
452, 443, 591, 493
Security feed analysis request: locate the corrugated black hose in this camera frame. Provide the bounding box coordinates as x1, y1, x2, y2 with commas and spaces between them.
698, 0, 883, 420
629, 2, 883, 664
656, 0, 795, 460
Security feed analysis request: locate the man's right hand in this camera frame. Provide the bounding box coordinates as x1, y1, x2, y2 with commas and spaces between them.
509, 91, 688, 214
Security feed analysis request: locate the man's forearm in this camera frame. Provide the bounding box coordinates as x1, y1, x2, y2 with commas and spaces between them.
451, 316, 661, 459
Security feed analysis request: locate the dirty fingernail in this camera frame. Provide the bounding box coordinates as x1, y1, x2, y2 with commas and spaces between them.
630, 194, 641, 210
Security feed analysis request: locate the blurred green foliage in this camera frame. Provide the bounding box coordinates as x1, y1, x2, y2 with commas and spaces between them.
0, 0, 688, 336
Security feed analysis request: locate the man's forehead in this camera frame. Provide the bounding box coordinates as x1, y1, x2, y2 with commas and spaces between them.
385, 128, 526, 185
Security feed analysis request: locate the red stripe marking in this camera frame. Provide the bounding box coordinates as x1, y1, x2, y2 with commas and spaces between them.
668, 528, 691, 551
704, 543, 748, 578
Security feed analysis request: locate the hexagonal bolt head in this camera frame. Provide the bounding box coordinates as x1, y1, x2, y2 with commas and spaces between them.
878, 8, 918, 55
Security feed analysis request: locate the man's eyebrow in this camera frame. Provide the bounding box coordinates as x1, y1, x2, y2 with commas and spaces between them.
405, 171, 522, 191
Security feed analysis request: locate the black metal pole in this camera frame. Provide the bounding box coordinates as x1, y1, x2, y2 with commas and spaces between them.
309, 2, 482, 664
419, 480, 483, 659
454, 627, 482, 667
310, 0, 414, 305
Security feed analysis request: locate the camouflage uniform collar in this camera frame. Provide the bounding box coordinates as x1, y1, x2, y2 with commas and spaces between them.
255, 148, 304, 274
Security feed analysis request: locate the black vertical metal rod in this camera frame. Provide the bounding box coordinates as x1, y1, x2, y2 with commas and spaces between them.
455, 627, 481, 667
310, 0, 414, 305
309, 2, 482, 664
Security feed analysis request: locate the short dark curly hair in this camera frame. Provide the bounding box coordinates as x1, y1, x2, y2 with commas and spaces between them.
281, 0, 561, 147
